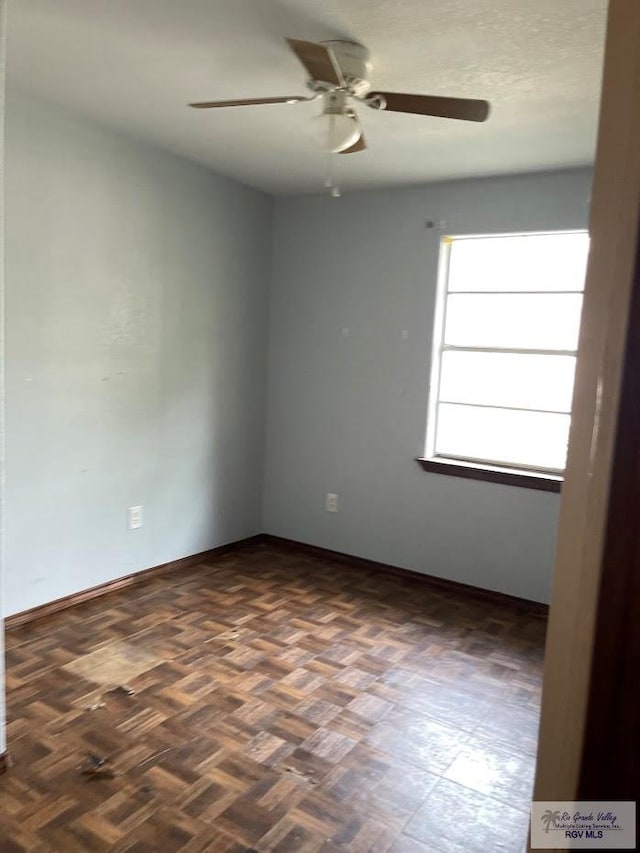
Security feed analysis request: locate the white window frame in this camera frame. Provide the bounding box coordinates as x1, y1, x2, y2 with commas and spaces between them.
424, 229, 588, 480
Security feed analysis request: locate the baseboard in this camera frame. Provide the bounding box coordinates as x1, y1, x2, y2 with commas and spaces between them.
0, 752, 11, 774
4, 531, 546, 630
261, 534, 549, 617
4, 534, 264, 630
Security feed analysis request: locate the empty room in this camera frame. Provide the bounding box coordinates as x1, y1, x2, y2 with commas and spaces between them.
2, 1, 640, 852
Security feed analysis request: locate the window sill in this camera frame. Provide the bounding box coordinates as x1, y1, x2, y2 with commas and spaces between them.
415, 457, 562, 493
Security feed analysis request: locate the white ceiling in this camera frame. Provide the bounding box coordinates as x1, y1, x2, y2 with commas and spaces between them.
7, 0, 607, 195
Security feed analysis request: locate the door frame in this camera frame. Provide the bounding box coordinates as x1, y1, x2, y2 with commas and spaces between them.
533, 0, 640, 835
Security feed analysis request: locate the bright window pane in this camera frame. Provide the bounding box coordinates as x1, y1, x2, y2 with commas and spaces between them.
435, 404, 570, 471
439, 351, 576, 412
448, 232, 589, 292
444, 293, 582, 350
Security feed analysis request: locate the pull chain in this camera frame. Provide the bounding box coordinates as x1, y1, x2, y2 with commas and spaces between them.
325, 152, 341, 197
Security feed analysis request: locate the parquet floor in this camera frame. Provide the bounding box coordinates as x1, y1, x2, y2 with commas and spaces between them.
1, 541, 545, 853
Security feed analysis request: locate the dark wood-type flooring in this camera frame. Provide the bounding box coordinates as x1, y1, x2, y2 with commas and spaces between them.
1, 541, 545, 853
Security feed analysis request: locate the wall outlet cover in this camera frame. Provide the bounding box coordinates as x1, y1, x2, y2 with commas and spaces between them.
325, 493, 339, 513
128, 505, 143, 530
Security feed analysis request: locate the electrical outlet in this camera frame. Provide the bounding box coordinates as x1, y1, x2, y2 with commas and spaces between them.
128, 505, 143, 530
326, 493, 339, 513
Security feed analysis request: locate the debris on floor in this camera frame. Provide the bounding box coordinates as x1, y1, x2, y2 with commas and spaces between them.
80, 754, 117, 780
281, 764, 319, 785
82, 701, 106, 711
216, 628, 241, 641
136, 747, 174, 770
107, 684, 135, 697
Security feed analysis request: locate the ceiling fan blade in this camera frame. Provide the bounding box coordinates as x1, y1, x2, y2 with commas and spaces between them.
286, 38, 344, 86
368, 92, 490, 122
190, 96, 307, 108
339, 130, 367, 154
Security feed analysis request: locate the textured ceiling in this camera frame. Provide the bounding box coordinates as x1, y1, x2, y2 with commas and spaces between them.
7, 0, 607, 194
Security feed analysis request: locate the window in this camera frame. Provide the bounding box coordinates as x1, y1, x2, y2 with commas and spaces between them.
423, 231, 590, 487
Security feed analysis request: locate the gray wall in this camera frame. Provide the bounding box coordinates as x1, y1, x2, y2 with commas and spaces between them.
4, 91, 272, 616
263, 168, 593, 604
3, 87, 593, 617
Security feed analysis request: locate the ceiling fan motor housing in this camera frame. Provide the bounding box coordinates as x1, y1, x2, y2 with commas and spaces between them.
323, 90, 353, 115
319, 40, 372, 96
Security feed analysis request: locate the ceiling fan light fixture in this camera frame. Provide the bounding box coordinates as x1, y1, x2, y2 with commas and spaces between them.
313, 110, 361, 154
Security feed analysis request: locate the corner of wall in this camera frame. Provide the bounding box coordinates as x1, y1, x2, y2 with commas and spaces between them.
259, 194, 280, 535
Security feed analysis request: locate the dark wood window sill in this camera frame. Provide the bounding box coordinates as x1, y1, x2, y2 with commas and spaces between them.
416, 457, 562, 493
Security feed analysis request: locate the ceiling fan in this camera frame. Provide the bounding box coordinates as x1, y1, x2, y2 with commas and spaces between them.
189, 38, 490, 156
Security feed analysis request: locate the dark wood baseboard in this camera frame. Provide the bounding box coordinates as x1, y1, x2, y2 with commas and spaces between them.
0, 752, 12, 775
3, 531, 546, 631
4, 535, 264, 630
261, 534, 548, 617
